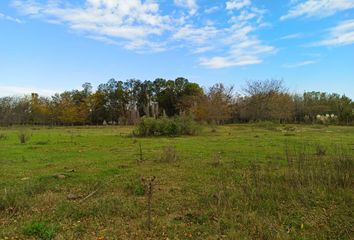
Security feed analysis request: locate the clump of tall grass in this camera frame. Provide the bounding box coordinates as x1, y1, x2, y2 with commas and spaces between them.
210, 152, 223, 167
23, 221, 57, 240
160, 145, 178, 163
315, 144, 326, 156
283, 143, 352, 189
0, 133, 7, 141
0, 187, 29, 213
18, 130, 31, 144
236, 143, 353, 213
134, 116, 200, 137
201, 143, 353, 239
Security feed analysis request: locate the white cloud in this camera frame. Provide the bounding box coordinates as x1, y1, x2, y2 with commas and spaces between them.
174, 0, 198, 15
229, 10, 257, 22
226, 0, 251, 10
199, 3, 274, 69
192, 46, 215, 54
205, 6, 219, 14
283, 60, 316, 68
281, 0, 354, 20
86, 35, 120, 46
289, 0, 302, 4
12, 0, 274, 69
172, 7, 274, 69
280, 33, 304, 40
200, 37, 275, 68
314, 19, 354, 46
0, 86, 59, 97
173, 25, 219, 44
12, 0, 170, 51
0, 12, 23, 23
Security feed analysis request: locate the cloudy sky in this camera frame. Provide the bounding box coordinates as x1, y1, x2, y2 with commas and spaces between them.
0, 0, 354, 97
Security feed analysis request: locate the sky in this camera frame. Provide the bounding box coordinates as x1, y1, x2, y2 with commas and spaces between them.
0, 0, 354, 98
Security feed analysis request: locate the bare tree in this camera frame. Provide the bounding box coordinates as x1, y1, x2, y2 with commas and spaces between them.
192, 84, 234, 124
243, 79, 286, 96
240, 79, 293, 122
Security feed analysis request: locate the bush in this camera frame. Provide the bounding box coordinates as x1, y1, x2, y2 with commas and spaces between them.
134, 116, 200, 137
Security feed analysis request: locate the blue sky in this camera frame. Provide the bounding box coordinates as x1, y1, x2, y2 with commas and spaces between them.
0, 0, 354, 97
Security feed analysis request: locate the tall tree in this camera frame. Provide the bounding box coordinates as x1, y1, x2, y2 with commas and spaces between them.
192, 83, 233, 124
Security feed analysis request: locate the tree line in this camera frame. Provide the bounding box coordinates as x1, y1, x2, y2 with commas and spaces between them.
0, 78, 353, 126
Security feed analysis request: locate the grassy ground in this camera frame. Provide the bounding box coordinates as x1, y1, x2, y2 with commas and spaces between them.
0, 124, 353, 239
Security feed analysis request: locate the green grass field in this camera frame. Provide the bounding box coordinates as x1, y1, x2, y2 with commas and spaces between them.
0, 124, 353, 239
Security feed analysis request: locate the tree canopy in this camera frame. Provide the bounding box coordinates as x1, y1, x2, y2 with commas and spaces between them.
0, 78, 353, 126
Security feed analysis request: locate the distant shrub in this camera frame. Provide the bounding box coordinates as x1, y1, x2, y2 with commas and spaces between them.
0, 133, 7, 141
253, 121, 279, 131
316, 114, 338, 125
283, 125, 296, 136
134, 116, 200, 137
283, 125, 296, 132
18, 130, 31, 144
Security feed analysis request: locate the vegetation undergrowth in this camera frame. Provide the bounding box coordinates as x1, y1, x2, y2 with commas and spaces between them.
23, 221, 57, 240
133, 116, 201, 136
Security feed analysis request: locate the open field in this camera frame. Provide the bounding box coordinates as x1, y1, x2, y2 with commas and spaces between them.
0, 124, 353, 239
